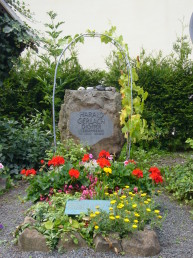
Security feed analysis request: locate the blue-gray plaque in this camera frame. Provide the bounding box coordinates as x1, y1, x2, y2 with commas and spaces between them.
69, 109, 113, 145
65, 200, 111, 215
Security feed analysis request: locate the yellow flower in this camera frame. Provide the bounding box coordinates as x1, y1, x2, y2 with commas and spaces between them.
141, 193, 147, 197
117, 204, 124, 209
146, 208, 151, 212
124, 218, 130, 222
109, 194, 113, 197
144, 201, 148, 204
90, 213, 96, 218
132, 204, 137, 208
125, 185, 129, 189
95, 211, 100, 215
129, 192, 133, 195
110, 200, 116, 204
134, 213, 140, 217
115, 215, 120, 219
130, 197, 133, 200
158, 215, 162, 219
109, 207, 113, 211
104, 167, 112, 174
154, 210, 160, 214
132, 224, 138, 228
120, 195, 127, 199
147, 198, 151, 202
113, 192, 118, 195
109, 216, 115, 220
105, 192, 109, 195
95, 205, 100, 209
95, 225, 99, 230
134, 220, 138, 223
132, 193, 136, 197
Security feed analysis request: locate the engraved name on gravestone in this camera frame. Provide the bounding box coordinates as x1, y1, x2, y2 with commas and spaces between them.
69, 109, 113, 146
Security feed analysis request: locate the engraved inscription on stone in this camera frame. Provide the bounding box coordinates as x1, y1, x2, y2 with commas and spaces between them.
65, 200, 111, 215
69, 109, 113, 145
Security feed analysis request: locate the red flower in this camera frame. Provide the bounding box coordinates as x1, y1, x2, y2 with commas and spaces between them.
149, 166, 163, 184
97, 158, 111, 168
98, 150, 110, 159
132, 169, 143, 178
48, 156, 65, 167
20, 168, 36, 176
30, 169, 36, 175
149, 167, 161, 174
82, 154, 90, 162
149, 173, 163, 184
40, 160, 45, 164
124, 159, 136, 166
20, 169, 26, 175
69, 168, 80, 179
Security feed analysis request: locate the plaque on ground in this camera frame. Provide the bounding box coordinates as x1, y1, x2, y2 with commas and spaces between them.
65, 200, 111, 215
69, 109, 113, 146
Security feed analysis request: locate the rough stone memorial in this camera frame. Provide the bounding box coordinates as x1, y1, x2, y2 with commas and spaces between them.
58, 88, 125, 157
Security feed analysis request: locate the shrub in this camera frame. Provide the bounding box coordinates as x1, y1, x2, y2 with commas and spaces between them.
137, 34, 193, 150
0, 114, 51, 176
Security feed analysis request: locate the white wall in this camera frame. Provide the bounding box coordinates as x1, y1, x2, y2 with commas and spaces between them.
24, 0, 193, 69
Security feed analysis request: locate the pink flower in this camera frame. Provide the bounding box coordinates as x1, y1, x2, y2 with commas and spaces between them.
134, 187, 138, 193
0, 163, 4, 169
89, 153, 93, 159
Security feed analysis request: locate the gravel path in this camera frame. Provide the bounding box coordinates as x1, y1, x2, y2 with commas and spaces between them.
0, 183, 193, 258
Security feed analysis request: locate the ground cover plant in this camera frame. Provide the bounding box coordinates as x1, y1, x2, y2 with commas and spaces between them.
163, 139, 193, 205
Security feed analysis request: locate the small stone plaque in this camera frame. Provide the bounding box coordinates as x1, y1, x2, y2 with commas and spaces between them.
65, 200, 111, 215
69, 109, 113, 146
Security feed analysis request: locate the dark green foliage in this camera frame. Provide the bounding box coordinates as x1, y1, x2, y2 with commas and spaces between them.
1, 11, 106, 128
0, 13, 33, 85
0, 114, 51, 176
137, 35, 193, 150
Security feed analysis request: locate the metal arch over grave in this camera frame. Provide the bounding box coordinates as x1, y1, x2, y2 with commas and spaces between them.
53, 32, 133, 157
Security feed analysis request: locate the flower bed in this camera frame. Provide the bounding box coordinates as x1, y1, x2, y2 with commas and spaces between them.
16, 149, 164, 254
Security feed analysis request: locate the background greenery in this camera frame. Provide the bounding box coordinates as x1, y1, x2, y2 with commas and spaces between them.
1, 5, 193, 178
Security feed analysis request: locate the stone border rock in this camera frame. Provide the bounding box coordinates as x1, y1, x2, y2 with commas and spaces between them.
18, 217, 161, 256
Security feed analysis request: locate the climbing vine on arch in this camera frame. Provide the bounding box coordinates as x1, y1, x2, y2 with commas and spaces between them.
53, 26, 149, 158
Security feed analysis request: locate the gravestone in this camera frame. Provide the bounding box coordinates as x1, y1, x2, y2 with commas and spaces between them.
65, 200, 111, 215
58, 89, 125, 157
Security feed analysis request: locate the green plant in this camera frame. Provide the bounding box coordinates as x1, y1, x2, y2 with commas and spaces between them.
0, 114, 51, 176
186, 138, 193, 149
26, 158, 91, 202
89, 189, 164, 237
46, 138, 89, 164
164, 158, 193, 204
0, 0, 35, 85
15, 192, 85, 250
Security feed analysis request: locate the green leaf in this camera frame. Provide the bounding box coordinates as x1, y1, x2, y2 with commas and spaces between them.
44, 220, 54, 230
3, 26, 13, 33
